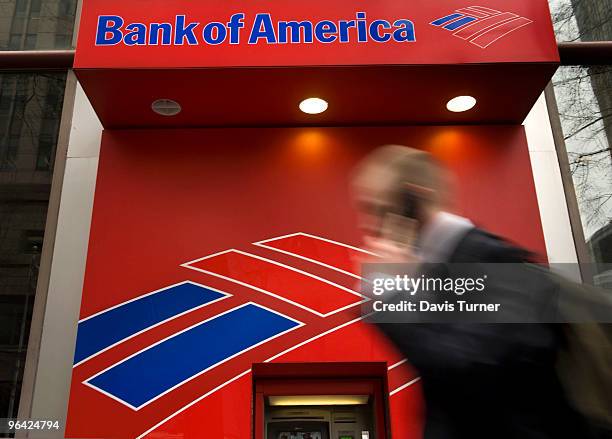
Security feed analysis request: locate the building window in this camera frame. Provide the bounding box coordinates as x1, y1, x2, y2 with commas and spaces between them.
0, 0, 78, 51
552, 66, 612, 231
548, 0, 612, 282
550, 0, 612, 41
0, 72, 66, 421
551, 65, 612, 281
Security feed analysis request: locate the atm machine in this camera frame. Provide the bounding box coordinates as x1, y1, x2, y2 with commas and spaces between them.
255, 364, 387, 439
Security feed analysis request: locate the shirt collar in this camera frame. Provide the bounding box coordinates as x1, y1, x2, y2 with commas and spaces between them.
416, 211, 474, 262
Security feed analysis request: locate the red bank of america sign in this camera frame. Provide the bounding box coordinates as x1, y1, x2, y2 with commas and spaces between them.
75, 0, 559, 69
94, 6, 529, 49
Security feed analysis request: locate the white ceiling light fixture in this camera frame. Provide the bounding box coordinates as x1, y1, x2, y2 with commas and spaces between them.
446, 95, 477, 113
152, 98, 182, 116
299, 97, 328, 115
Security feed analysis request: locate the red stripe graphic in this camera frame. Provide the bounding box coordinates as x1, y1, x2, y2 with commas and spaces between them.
256, 233, 370, 277
467, 5, 502, 14
183, 250, 365, 316
456, 7, 497, 18
470, 17, 533, 48
453, 12, 519, 39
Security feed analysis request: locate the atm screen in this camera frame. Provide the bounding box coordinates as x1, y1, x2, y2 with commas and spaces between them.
268, 421, 328, 439
277, 433, 322, 439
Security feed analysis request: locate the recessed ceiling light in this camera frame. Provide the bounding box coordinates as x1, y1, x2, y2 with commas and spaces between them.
299, 97, 328, 115
152, 99, 181, 116
446, 96, 477, 113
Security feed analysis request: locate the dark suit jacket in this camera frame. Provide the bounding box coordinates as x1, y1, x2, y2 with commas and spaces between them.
378, 228, 587, 439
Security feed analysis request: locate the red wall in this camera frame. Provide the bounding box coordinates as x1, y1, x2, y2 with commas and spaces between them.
67, 125, 545, 439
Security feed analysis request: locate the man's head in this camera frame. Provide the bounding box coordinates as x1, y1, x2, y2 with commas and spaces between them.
352, 145, 446, 239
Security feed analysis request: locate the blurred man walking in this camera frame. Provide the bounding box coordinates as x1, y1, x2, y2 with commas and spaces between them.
353, 145, 589, 439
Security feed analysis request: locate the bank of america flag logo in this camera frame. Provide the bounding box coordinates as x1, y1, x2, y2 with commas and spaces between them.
430, 6, 533, 49
70, 232, 416, 438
